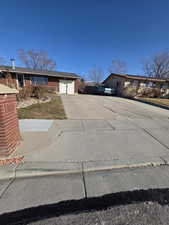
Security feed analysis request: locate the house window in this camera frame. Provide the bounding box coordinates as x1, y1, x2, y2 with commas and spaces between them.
132, 80, 139, 87
31, 76, 48, 85
0, 72, 5, 78
162, 83, 168, 89
24, 75, 30, 80
146, 82, 156, 87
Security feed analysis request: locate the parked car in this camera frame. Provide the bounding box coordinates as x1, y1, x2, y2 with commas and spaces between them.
83, 85, 116, 95
97, 86, 116, 95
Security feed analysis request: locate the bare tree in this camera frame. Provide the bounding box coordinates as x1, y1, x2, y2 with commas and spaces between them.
88, 67, 104, 84
143, 51, 169, 78
18, 49, 56, 71
108, 59, 127, 74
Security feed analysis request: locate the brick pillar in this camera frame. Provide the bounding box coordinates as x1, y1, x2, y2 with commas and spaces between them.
0, 93, 21, 157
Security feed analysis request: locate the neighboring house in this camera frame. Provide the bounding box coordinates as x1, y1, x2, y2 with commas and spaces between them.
0, 65, 80, 95
103, 73, 169, 96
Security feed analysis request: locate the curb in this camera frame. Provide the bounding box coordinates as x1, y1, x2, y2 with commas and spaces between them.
132, 98, 169, 111
0, 161, 168, 181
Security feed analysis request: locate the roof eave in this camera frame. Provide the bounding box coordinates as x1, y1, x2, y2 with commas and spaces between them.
2, 69, 79, 79
104, 73, 168, 83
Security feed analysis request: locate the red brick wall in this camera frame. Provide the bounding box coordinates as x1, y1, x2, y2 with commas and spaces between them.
11, 74, 18, 88
24, 77, 31, 87
48, 77, 59, 92
0, 94, 21, 157
0, 78, 6, 85
75, 79, 81, 93
0, 73, 17, 88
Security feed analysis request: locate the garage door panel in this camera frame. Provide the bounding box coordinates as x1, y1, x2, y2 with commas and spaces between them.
67, 80, 74, 94
59, 80, 74, 94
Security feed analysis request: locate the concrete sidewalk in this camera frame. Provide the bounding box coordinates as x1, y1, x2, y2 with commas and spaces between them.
1, 165, 169, 215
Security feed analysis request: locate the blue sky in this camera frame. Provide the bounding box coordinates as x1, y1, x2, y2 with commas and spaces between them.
0, 0, 169, 78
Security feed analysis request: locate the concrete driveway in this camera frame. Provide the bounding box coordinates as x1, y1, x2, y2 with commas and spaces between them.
18, 94, 169, 169
61, 94, 169, 120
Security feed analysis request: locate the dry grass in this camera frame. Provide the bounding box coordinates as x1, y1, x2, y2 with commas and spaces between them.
18, 96, 66, 119
140, 98, 169, 107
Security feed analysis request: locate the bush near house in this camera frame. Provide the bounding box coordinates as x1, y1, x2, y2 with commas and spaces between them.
32, 86, 47, 99
16, 86, 33, 101
16, 86, 49, 101
123, 86, 164, 98
137, 88, 162, 98
123, 86, 138, 98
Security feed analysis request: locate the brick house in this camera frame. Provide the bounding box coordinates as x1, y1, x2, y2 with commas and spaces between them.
103, 73, 169, 96
0, 65, 81, 95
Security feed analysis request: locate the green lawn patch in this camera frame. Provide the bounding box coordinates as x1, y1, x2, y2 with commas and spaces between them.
140, 98, 169, 107
18, 96, 66, 119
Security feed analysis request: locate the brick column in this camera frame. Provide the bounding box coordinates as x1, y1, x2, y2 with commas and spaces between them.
0, 86, 21, 157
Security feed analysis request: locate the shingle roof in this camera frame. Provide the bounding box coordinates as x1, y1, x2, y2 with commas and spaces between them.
0, 83, 18, 94
0, 65, 80, 79
103, 73, 169, 83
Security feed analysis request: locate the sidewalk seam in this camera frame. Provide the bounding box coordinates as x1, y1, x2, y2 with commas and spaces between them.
81, 162, 87, 198
0, 164, 18, 199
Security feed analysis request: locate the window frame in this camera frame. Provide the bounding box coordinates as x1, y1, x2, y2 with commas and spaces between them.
30, 76, 48, 85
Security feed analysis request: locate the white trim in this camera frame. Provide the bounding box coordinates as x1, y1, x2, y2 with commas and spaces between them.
17, 74, 25, 88
59, 79, 75, 94
16, 74, 19, 89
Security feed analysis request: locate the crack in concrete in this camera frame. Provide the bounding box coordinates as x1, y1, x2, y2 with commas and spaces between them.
160, 157, 168, 164
103, 105, 117, 114
142, 128, 169, 150
80, 119, 85, 132
106, 120, 116, 130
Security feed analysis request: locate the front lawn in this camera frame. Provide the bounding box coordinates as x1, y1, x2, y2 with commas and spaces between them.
18, 96, 66, 119
140, 98, 169, 107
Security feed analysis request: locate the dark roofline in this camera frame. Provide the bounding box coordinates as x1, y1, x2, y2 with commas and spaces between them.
103, 73, 169, 83
0, 65, 80, 79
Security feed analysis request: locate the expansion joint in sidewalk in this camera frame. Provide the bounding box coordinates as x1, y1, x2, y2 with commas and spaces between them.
0, 164, 19, 199
81, 162, 87, 198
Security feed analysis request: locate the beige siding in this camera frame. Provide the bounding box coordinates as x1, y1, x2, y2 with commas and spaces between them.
124, 81, 131, 87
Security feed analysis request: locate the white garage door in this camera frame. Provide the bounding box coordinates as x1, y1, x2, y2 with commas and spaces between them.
59, 80, 75, 94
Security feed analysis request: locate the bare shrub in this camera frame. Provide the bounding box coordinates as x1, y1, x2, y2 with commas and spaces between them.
123, 86, 138, 98
137, 88, 162, 98
16, 86, 49, 101
16, 86, 33, 101
32, 86, 48, 99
